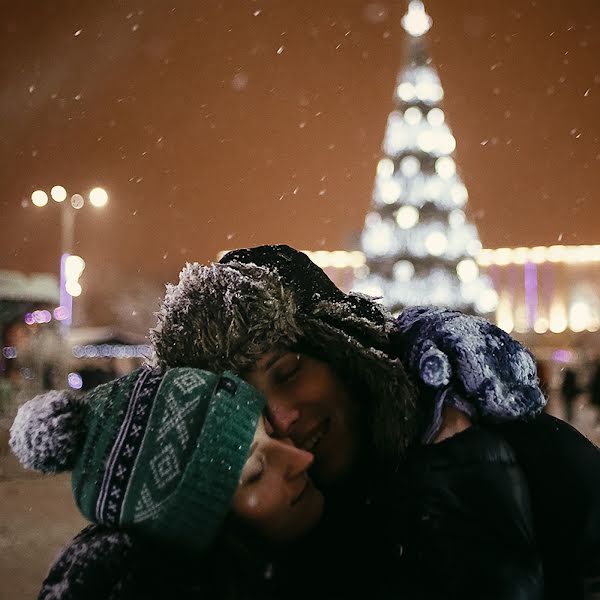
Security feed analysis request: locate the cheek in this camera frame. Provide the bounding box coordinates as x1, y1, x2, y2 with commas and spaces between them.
233, 480, 288, 526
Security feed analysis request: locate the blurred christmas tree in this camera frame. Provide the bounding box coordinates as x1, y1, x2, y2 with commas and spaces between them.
353, 1, 498, 315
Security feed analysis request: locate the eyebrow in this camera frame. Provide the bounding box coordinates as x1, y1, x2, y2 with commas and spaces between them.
261, 351, 286, 372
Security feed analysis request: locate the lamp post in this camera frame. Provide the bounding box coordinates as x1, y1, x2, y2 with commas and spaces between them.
31, 185, 108, 330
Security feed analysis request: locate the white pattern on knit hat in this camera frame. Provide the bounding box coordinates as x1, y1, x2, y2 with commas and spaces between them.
134, 483, 165, 522
150, 443, 181, 490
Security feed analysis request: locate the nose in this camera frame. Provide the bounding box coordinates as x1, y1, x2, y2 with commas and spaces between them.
269, 437, 314, 480
266, 397, 300, 438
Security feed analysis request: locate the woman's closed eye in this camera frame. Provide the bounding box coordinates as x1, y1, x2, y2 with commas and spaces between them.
242, 456, 264, 485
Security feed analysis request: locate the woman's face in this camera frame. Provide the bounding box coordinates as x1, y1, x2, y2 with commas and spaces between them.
231, 416, 324, 542
244, 352, 361, 487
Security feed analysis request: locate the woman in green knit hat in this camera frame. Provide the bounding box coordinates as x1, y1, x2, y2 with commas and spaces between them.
10, 368, 324, 599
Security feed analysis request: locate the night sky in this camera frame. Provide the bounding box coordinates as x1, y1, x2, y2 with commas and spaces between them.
2, 0, 599, 327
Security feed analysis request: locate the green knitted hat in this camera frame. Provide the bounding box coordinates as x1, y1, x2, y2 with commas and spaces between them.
10, 367, 264, 552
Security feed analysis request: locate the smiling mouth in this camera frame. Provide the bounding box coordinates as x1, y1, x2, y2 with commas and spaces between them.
301, 418, 330, 453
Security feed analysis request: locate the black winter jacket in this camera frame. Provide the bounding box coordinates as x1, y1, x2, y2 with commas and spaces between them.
375, 426, 543, 600
493, 414, 600, 600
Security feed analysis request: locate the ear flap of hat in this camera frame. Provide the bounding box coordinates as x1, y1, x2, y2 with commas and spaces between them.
10, 390, 86, 474
418, 341, 452, 388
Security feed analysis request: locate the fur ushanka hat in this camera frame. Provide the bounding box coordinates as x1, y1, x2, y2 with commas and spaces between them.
151, 244, 420, 468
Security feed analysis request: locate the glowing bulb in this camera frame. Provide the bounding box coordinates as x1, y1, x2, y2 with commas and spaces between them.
494, 248, 512, 266
31, 190, 48, 207
530, 246, 547, 264
51, 185, 67, 202
456, 259, 479, 283
547, 245, 566, 263
451, 183, 468, 206
379, 179, 402, 204
396, 82, 415, 101
403, 106, 422, 125
71, 194, 84, 209
68, 372, 83, 390
427, 108, 445, 126
435, 157, 456, 179
534, 318, 549, 334
377, 158, 394, 177
65, 255, 85, 279
416, 81, 443, 103
549, 301, 568, 333
65, 281, 82, 297
448, 210, 465, 228
496, 297, 514, 333
401, 1, 432, 37
569, 301, 591, 332
512, 247, 529, 264
395, 205, 419, 229
425, 231, 448, 256
89, 187, 108, 207
399, 156, 420, 177
393, 260, 415, 282
476, 289, 499, 313
438, 132, 456, 154
53, 306, 69, 321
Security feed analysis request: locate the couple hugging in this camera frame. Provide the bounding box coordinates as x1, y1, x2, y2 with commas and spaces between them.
12, 244, 600, 599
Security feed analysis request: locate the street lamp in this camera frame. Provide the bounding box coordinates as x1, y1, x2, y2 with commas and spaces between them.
30, 185, 109, 329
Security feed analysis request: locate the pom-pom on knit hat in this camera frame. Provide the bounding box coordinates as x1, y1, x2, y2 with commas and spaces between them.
10, 367, 264, 552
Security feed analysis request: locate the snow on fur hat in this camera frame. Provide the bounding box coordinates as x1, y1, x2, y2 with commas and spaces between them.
394, 306, 547, 442
150, 244, 420, 467
10, 367, 264, 552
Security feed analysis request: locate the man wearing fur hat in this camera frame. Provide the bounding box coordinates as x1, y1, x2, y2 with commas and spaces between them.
148, 244, 600, 599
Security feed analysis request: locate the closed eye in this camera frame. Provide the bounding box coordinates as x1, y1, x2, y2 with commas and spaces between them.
242, 455, 265, 485
273, 354, 303, 385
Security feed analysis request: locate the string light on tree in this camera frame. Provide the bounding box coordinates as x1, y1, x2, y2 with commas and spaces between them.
353, 1, 497, 314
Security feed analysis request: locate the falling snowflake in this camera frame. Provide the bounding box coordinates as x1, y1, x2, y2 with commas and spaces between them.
231, 72, 249, 91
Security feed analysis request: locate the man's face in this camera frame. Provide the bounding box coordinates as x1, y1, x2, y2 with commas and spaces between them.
244, 352, 361, 487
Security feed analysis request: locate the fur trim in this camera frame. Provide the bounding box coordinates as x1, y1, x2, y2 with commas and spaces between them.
151, 262, 304, 372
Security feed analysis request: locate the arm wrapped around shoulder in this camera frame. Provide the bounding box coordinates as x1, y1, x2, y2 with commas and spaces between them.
397, 427, 543, 600
39, 524, 135, 600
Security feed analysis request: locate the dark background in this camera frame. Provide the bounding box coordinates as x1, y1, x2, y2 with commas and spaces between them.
2, 0, 599, 327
